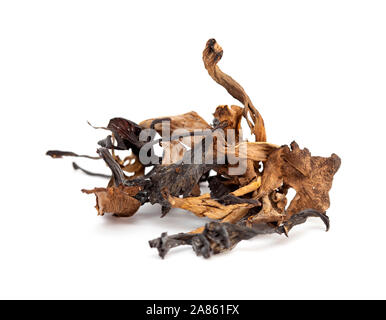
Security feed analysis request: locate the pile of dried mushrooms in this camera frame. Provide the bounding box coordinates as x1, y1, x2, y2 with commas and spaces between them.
47, 39, 341, 258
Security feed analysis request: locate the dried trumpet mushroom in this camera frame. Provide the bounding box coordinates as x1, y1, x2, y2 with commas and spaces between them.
47, 39, 341, 258
81, 185, 141, 217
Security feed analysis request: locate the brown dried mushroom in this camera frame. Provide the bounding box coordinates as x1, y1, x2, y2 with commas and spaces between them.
47, 39, 341, 258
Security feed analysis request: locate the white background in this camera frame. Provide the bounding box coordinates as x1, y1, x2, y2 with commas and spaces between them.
0, 0, 385, 299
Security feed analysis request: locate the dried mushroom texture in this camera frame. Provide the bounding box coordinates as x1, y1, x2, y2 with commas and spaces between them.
82, 185, 141, 217
213, 105, 244, 141
46, 150, 100, 160
47, 39, 341, 259
159, 140, 187, 165
257, 141, 341, 219
141, 111, 212, 165
203, 39, 266, 142
149, 209, 330, 259
181, 178, 263, 224
145, 162, 215, 216
166, 192, 257, 220
226, 142, 279, 162
140, 111, 211, 132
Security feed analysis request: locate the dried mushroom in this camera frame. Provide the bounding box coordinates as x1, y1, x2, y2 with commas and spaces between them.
82, 185, 141, 217
47, 39, 341, 258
